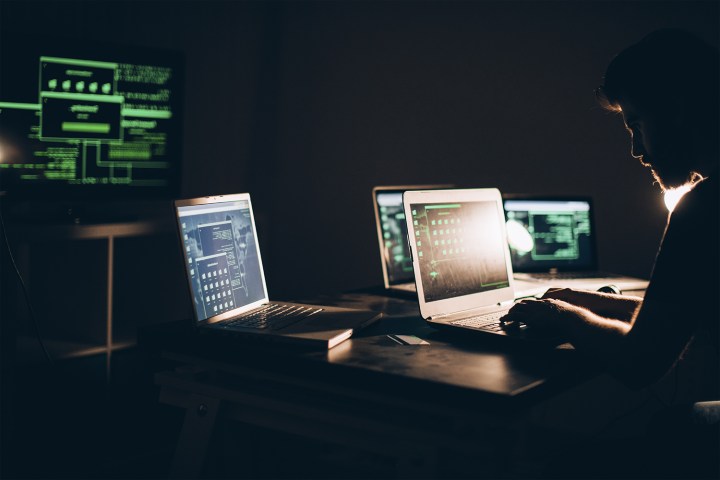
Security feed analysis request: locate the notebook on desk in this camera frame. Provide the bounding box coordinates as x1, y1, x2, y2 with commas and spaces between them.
502, 196, 649, 291
403, 188, 554, 341
372, 185, 453, 295
175, 193, 381, 350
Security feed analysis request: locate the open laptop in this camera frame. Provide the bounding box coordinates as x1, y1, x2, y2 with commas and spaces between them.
175, 193, 381, 349
372, 185, 453, 295
403, 188, 554, 340
502, 196, 649, 291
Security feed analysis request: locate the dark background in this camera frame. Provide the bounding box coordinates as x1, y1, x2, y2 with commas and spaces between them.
1, 1, 718, 477
2, 1, 718, 304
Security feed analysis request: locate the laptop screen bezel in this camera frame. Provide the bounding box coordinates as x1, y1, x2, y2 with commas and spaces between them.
174, 193, 270, 326
403, 188, 516, 320
373, 185, 454, 288
502, 194, 599, 273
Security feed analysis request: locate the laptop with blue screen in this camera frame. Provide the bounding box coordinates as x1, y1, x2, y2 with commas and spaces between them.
175, 193, 381, 349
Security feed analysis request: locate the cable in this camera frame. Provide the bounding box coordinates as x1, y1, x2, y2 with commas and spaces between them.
0, 204, 53, 365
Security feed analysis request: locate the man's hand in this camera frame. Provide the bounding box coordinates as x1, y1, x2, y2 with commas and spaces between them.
502, 297, 587, 335
502, 291, 633, 350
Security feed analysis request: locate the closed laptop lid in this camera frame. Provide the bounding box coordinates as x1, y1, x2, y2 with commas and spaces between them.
175, 193, 270, 325
502, 196, 598, 273
403, 188, 515, 320
373, 185, 453, 288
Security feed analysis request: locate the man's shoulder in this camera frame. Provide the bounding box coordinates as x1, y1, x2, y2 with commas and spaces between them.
671, 177, 719, 228
653, 176, 718, 294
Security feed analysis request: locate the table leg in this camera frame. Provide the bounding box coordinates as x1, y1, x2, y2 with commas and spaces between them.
106, 235, 113, 383
170, 394, 222, 478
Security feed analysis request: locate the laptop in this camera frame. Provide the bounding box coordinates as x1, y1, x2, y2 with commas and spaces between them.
372, 185, 453, 295
502, 196, 649, 291
403, 188, 553, 340
175, 193, 381, 349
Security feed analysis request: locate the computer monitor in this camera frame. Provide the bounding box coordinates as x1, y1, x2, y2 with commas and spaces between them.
0, 35, 184, 203
372, 184, 453, 289
502, 197, 597, 272
375, 190, 414, 286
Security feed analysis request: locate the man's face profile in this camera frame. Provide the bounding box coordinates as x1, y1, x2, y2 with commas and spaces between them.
619, 100, 691, 192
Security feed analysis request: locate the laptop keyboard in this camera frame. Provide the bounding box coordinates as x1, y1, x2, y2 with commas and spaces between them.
450, 308, 510, 332
527, 271, 621, 280
225, 303, 323, 330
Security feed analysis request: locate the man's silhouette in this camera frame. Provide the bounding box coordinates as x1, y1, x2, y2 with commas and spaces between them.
503, 29, 719, 477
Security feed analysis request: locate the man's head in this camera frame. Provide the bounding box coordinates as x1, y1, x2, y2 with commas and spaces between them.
596, 29, 719, 191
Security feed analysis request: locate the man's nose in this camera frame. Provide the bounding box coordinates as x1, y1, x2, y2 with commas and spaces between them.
631, 136, 646, 159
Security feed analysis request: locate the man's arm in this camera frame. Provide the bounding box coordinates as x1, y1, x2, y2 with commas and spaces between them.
505, 297, 632, 353
540, 288, 643, 322
505, 293, 690, 387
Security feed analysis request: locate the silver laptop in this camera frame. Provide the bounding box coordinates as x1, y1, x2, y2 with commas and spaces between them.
175, 193, 381, 349
403, 188, 551, 340
372, 185, 453, 295
503, 196, 649, 292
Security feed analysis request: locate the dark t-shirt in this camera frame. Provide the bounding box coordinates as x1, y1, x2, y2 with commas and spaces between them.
634, 173, 719, 402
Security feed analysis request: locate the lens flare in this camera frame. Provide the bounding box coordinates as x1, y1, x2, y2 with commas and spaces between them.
506, 219, 534, 254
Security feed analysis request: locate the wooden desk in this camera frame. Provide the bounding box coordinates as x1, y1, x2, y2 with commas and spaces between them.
142, 291, 591, 478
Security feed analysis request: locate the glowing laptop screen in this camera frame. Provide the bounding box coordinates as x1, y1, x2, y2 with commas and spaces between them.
503, 199, 594, 272
177, 200, 266, 322
376, 191, 415, 285
409, 200, 510, 303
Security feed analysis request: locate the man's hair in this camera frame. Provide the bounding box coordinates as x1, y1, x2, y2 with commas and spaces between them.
596, 29, 719, 127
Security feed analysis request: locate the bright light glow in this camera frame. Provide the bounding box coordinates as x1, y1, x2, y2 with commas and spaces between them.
664, 185, 692, 212
506, 219, 534, 253
664, 173, 706, 213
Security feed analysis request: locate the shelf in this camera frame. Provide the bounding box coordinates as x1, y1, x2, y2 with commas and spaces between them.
16, 335, 136, 365
8, 218, 174, 241
7, 218, 177, 380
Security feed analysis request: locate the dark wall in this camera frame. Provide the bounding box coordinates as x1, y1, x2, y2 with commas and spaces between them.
2, 1, 718, 303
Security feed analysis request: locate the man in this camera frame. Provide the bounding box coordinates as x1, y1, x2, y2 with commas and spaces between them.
503, 28, 718, 478
505, 29, 718, 400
